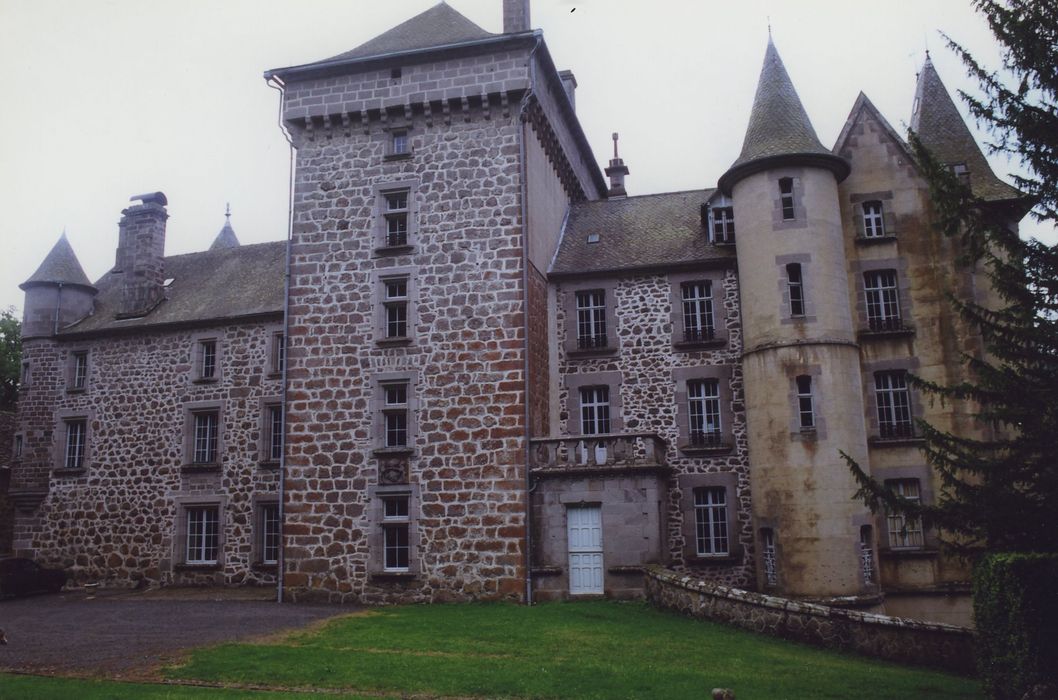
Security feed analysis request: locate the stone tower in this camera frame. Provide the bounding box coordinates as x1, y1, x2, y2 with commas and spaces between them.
719, 40, 873, 598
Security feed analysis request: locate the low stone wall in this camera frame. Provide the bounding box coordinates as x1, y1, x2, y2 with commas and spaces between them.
645, 566, 976, 676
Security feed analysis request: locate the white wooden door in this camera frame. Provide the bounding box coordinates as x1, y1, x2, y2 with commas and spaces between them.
567, 505, 604, 595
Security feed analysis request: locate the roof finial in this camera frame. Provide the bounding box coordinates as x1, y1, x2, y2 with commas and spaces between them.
225, 202, 231, 222
612, 132, 620, 159
767, 16, 772, 38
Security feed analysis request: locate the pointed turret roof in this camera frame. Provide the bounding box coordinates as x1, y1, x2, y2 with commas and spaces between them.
210, 206, 240, 250
20, 233, 96, 291
910, 55, 1020, 202
719, 39, 848, 194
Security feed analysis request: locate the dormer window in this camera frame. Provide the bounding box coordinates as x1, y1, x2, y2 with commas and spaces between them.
779, 178, 795, 220
863, 201, 886, 238
712, 207, 735, 243
951, 163, 970, 185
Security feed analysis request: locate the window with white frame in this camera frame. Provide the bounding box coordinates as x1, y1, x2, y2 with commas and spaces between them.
863, 201, 886, 238
786, 263, 805, 317
579, 386, 611, 435
270, 332, 286, 375
266, 404, 283, 462
185, 506, 220, 564
688, 379, 722, 447
196, 339, 218, 380
575, 290, 607, 349
192, 410, 219, 464
384, 190, 410, 247
885, 479, 924, 549
392, 130, 409, 156
796, 375, 815, 430
875, 371, 913, 438
712, 207, 735, 243
383, 277, 409, 339
681, 281, 715, 342
761, 528, 778, 586
382, 494, 411, 571
864, 270, 902, 331
63, 419, 86, 470
860, 525, 875, 584
779, 177, 795, 220
260, 502, 280, 565
72, 351, 88, 390
382, 382, 409, 448
693, 487, 729, 556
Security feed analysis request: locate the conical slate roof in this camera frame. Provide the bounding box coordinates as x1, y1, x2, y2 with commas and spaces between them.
910, 56, 1021, 202
20, 233, 96, 291
210, 219, 241, 250
320, 2, 494, 63
719, 39, 848, 194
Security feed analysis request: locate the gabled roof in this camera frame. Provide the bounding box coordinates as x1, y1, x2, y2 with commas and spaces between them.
718, 39, 848, 194
317, 2, 494, 64
550, 190, 735, 277
21, 233, 96, 292
60, 241, 285, 336
210, 219, 241, 250
833, 91, 914, 161
910, 56, 1021, 202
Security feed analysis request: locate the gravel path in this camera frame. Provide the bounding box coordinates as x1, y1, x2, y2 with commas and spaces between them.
0, 589, 348, 676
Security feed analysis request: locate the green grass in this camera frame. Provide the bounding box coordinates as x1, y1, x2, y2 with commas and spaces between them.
161, 600, 982, 700
0, 674, 382, 699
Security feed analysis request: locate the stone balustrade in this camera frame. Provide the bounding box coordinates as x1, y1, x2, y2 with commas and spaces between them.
529, 433, 668, 476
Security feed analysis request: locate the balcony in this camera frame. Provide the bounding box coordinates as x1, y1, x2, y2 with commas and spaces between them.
529, 433, 669, 477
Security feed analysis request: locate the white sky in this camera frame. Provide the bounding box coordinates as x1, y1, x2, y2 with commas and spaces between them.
1, 0, 1051, 314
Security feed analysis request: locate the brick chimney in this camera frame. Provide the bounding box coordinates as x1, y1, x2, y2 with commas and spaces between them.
116, 191, 168, 318
605, 133, 630, 198
503, 0, 530, 33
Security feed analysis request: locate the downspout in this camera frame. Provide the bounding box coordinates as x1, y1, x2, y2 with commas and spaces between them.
53, 283, 64, 335
268, 74, 296, 604
518, 34, 542, 606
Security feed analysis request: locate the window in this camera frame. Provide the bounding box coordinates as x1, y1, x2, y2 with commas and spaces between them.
266, 404, 283, 462
693, 487, 729, 556
579, 386, 611, 435
864, 270, 902, 331
260, 503, 280, 565
575, 290, 607, 349
197, 340, 217, 380
193, 411, 219, 464
761, 528, 778, 586
688, 379, 722, 447
796, 375, 814, 430
860, 525, 875, 584
951, 163, 970, 185
863, 201, 886, 238
885, 479, 924, 549
786, 263, 805, 317
270, 332, 286, 375
21, 362, 29, 386
384, 190, 410, 247
681, 281, 715, 342
185, 506, 220, 565
392, 130, 409, 155
71, 351, 88, 390
14, 434, 22, 459
382, 495, 411, 571
875, 371, 913, 438
63, 419, 86, 470
383, 382, 409, 448
712, 207, 735, 243
383, 277, 409, 339
779, 177, 795, 220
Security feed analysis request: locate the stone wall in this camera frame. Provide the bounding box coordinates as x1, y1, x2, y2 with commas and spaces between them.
645, 566, 976, 676
0, 410, 14, 555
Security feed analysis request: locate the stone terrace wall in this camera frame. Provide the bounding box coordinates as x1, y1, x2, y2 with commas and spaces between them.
0, 410, 14, 555
645, 566, 976, 676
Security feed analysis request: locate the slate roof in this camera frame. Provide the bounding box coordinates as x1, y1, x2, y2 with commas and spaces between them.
551, 190, 734, 276
210, 220, 241, 250
318, 3, 495, 64
61, 241, 285, 336
910, 56, 1021, 202
21, 234, 95, 291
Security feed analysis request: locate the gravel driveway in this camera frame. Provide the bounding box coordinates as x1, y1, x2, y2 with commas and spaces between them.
0, 588, 348, 676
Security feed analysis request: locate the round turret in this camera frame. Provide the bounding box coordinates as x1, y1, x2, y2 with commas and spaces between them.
20, 234, 97, 338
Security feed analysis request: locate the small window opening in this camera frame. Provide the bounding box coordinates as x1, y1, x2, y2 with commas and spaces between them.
761, 528, 778, 586
391, 67, 403, 80
860, 525, 875, 584
796, 375, 814, 430
392, 130, 409, 155
786, 263, 805, 317
779, 178, 795, 220
586, 233, 600, 244
862, 201, 886, 238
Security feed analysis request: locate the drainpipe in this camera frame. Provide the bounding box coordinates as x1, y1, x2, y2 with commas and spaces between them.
268, 74, 295, 604
53, 283, 64, 335
518, 35, 542, 606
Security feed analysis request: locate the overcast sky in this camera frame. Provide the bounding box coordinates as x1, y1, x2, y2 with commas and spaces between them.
1, 0, 1050, 314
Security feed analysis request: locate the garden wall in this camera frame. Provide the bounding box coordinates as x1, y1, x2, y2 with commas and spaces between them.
645, 566, 976, 675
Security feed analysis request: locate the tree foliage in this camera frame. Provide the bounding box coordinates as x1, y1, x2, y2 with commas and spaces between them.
844, 0, 1058, 554
0, 307, 20, 412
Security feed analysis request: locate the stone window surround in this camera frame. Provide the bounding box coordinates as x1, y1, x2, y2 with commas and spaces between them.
784, 363, 828, 441
252, 495, 280, 568
13, 432, 23, 460
775, 253, 818, 324
771, 168, 808, 231
669, 270, 729, 348
367, 483, 421, 577
258, 396, 283, 467
373, 265, 419, 347
173, 493, 228, 570
53, 408, 94, 473
872, 464, 938, 551
561, 279, 619, 358
267, 325, 285, 378
189, 331, 223, 384
852, 257, 913, 332
383, 122, 414, 160
851, 512, 879, 587
754, 515, 783, 589
371, 370, 420, 454
673, 365, 735, 453
182, 399, 226, 470
850, 191, 898, 241
65, 346, 91, 393
861, 358, 923, 442
678, 471, 741, 563
564, 371, 624, 435
373, 178, 420, 254
21, 360, 30, 387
